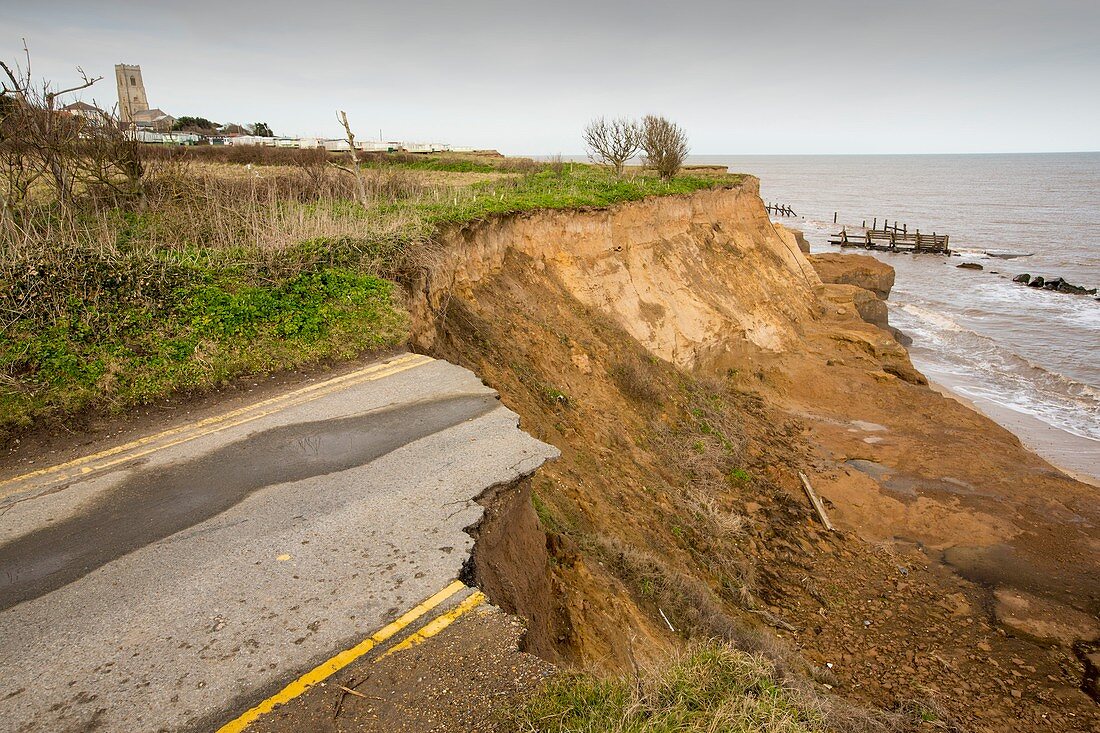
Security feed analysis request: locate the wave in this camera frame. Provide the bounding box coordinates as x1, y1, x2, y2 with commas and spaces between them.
893, 301, 1100, 441
895, 303, 967, 333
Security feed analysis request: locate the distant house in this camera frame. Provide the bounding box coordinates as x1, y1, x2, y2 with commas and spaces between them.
61, 101, 109, 126
130, 108, 176, 132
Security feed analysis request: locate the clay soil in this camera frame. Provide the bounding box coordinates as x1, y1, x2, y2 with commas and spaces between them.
415, 247, 1100, 731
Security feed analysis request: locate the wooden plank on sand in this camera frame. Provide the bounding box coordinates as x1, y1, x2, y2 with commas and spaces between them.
798, 471, 836, 532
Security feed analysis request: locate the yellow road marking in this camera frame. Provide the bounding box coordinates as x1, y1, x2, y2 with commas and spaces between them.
0, 353, 433, 499
216, 580, 468, 733
375, 590, 486, 660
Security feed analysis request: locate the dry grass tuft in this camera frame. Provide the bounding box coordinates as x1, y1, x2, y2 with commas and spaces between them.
509, 639, 930, 733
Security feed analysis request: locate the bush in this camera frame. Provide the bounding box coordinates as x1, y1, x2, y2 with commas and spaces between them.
583, 117, 641, 177
641, 115, 689, 180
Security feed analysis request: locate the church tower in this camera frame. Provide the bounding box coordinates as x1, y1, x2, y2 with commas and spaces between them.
115, 64, 149, 124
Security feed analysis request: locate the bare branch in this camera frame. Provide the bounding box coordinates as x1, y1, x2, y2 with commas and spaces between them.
1, 39, 32, 96
583, 117, 640, 177
51, 67, 102, 100
332, 110, 367, 205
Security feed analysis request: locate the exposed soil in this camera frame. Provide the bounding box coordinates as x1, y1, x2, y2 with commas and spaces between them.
409, 199, 1100, 731
461, 475, 573, 663
8, 186, 1096, 731
249, 605, 553, 733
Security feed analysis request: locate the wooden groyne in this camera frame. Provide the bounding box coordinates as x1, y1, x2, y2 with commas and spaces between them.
765, 203, 796, 217
828, 217, 949, 254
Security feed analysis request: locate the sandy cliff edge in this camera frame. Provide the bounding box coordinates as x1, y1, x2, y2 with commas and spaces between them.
406, 182, 1100, 727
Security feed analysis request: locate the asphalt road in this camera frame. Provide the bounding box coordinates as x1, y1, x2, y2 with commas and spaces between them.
0, 353, 558, 732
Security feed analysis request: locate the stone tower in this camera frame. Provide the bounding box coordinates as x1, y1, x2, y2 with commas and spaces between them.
115, 64, 149, 124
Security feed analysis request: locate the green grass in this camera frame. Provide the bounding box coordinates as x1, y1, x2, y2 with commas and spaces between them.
417, 167, 732, 225
0, 267, 406, 433
370, 155, 498, 174
510, 641, 829, 733
1, 160, 739, 435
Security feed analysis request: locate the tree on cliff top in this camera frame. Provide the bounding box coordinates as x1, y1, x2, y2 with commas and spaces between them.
641, 115, 689, 180
583, 117, 640, 177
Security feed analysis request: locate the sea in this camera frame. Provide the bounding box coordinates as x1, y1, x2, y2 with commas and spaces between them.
690, 153, 1100, 484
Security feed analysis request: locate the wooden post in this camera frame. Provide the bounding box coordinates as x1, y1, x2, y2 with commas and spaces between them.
833, 211, 838, 224
873, 217, 877, 229
799, 472, 835, 532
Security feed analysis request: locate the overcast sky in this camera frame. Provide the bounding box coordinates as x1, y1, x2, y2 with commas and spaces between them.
3, 1, 1098, 154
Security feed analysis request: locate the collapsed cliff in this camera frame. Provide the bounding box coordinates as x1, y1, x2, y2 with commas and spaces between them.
406, 179, 1100, 730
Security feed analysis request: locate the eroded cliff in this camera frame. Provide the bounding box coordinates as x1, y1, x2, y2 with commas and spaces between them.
406, 181, 1100, 731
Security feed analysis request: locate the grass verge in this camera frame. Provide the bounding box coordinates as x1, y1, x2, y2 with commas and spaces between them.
1, 152, 738, 436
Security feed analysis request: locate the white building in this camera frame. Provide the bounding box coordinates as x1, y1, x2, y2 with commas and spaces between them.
61, 101, 110, 126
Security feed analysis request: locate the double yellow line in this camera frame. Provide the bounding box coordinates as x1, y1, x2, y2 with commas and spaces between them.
1, 350, 487, 731
217, 581, 486, 733
0, 353, 433, 501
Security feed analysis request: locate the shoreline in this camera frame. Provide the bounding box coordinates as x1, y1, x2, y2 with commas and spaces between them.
801, 238, 1098, 491
922, 362, 1100, 488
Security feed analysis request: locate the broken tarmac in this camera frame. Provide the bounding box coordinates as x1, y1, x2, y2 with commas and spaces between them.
0, 352, 558, 732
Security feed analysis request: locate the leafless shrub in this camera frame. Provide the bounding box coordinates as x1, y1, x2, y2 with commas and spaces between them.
583, 116, 640, 177
330, 110, 368, 205
608, 358, 664, 405
641, 114, 689, 179
1, 40, 106, 215
545, 154, 565, 177
495, 156, 541, 173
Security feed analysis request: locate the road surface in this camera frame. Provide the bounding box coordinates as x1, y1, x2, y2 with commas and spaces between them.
0, 353, 558, 732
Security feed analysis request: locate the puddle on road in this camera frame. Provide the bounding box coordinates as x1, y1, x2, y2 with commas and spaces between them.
0, 393, 499, 612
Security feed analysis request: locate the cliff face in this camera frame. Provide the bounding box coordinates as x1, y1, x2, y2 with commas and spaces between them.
411, 180, 822, 369
808, 252, 895, 299
406, 183, 1100, 730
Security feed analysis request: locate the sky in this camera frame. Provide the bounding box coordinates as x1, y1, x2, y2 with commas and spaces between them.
3, 0, 1099, 155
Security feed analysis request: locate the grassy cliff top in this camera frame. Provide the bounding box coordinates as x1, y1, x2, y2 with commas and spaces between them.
0, 151, 740, 435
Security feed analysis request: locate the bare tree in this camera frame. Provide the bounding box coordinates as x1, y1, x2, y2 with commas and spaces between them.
640, 115, 689, 180
0, 40, 106, 219
583, 117, 640, 177
329, 110, 368, 205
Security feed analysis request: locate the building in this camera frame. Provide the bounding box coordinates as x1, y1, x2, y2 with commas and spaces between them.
115, 64, 149, 125
130, 108, 176, 132
60, 101, 109, 126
